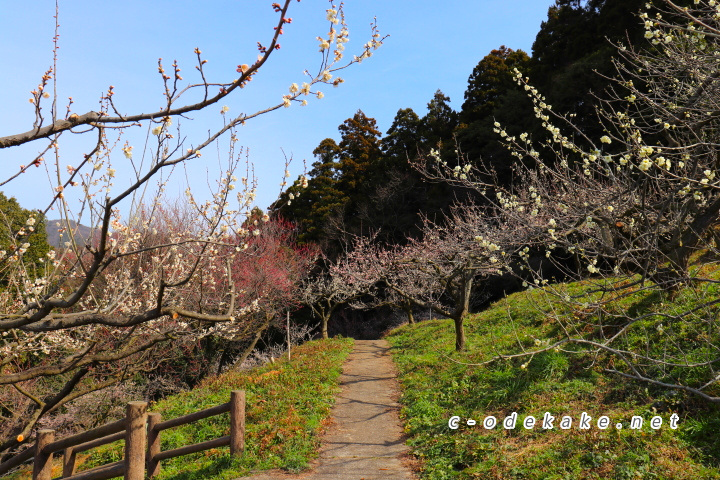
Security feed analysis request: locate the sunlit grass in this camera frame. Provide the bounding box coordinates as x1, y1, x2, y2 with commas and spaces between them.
2, 337, 354, 480
388, 274, 720, 480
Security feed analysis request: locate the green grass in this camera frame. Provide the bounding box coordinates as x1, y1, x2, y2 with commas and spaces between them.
2, 337, 353, 480
388, 276, 720, 480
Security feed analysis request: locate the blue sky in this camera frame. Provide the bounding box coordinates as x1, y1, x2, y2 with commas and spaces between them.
0, 0, 554, 218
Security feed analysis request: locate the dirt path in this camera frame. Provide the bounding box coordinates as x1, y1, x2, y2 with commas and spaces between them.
238, 339, 417, 480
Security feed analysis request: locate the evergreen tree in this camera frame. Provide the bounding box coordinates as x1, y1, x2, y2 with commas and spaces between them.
313, 137, 343, 179
337, 110, 383, 196
365, 107, 432, 244
529, 0, 693, 134
382, 107, 423, 168
455, 46, 532, 184
272, 138, 346, 246
421, 90, 459, 151
272, 112, 384, 251
0, 192, 50, 279
460, 46, 531, 126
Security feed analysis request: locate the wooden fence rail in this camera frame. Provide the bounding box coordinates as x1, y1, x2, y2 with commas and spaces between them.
0, 390, 245, 480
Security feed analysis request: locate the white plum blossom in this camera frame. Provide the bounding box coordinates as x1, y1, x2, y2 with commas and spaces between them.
638, 158, 652, 171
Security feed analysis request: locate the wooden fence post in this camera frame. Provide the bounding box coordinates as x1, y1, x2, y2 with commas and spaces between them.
32, 429, 54, 480
230, 390, 245, 456
146, 412, 162, 479
124, 401, 147, 480
287, 310, 291, 361
62, 447, 77, 477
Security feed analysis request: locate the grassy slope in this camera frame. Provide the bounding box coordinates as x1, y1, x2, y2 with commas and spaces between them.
3, 337, 354, 480
388, 277, 720, 480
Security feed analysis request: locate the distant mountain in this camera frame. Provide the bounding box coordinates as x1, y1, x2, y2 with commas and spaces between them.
45, 220, 94, 249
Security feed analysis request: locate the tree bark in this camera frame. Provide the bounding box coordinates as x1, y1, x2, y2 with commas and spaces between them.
321, 314, 330, 339
402, 302, 415, 324
667, 195, 720, 276
453, 317, 465, 351
231, 321, 269, 370
452, 271, 473, 351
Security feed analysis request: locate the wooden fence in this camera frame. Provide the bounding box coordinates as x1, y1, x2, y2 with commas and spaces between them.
0, 390, 245, 480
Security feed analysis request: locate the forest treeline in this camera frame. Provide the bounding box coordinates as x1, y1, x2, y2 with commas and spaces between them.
273, 0, 688, 253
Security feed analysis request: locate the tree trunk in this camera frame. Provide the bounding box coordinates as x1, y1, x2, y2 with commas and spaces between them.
402, 302, 415, 324
452, 271, 473, 351
231, 321, 269, 369
453, 316, 465, 351
664, 195, 720, 280
321, 314, 330, 339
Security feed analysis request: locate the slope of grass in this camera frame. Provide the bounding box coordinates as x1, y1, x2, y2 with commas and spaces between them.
388, 277, 720, 480
3, 337, 353, 480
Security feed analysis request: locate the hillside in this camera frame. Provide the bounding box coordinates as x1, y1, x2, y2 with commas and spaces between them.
1, 337, 354, 480
5, 271, 720, 479
387, 274, 720, 479
44, 220, 93, 249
